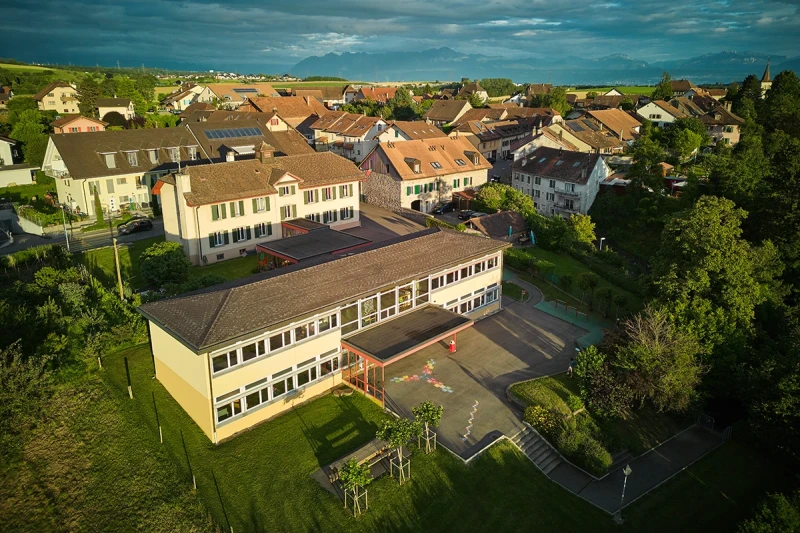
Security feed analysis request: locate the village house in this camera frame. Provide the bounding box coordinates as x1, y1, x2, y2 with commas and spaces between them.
311, 112, 388, 163
0, 136, 37, 187
155, 145, 363, 265
0, 86, 12, 110
239, 96, 329, 141
585, 109, 642, 142
50, 115, 107, 134
137, 227, 507, 442
700, 103, 745, 146
457, 82, 489, 103
510, 126, 578, 161
424, 100, 472, 127
524, 83, 553, 105
549, 119, 626, 154
670, 79, 698, 97
354, 87, 398, 105
290, 85, 350, 109
511, 147, 611, 217
373, 121, 448, 143
466, 210, 528, 242
359, 136, 491, 213
207, 84, 281, 109
636, 100, 689, 128
448, 118, 536, 160
97, 98, 136, 121
33, 81, 80, 114
43, 118, 312, 217
667, 96, 707, 117
162, 83, 217, 112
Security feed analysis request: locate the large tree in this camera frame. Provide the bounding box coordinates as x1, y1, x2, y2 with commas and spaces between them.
651, 71, 673, 101
140, 241, 191, 287
77, 76, 102, 117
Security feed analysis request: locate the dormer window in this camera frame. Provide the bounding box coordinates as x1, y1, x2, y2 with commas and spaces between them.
147, 149, 158, 164
167, 147, 180, 162
125, 151, 139, 167
455, 159, 466, 166
101, 152, 116, 169
430, 162, 442, 169
188, 146, 198, 161
472, 156, 479, 165
414, 163, 420, 173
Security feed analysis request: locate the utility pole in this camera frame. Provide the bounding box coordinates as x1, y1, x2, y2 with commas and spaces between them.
113, 238, 124, 300
61, 205, 70, 252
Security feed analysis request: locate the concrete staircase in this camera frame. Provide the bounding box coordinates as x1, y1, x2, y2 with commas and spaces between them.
510, 426, 562, 475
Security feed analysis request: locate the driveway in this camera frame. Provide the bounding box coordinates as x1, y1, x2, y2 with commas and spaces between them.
384, 297, 586, 459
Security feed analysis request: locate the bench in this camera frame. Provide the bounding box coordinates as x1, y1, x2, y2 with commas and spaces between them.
327, 438, 390, 484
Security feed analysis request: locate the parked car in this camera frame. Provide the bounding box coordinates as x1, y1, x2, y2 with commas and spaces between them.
490, 174, 501, 182
118, 218, 153, 235
487, 157, 496, 164
469, 212, 488, 219
457, 210, 475, 220
504, 152, 514, 160
432, 202, 456, 214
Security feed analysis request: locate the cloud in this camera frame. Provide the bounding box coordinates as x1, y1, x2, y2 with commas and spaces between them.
0, 0, 798, 72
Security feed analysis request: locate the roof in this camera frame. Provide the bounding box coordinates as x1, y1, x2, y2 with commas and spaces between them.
700, 105, 745, 126
242, 96, 328, 119
563, 119, 625, 149
184, 119, 313, 158
509, 129, 579, 153
383, 121, 447, 140
138, 228, 509, 352
33, 81, 74, 101
650, 100, 689, 119
342, 305, 472, 364
512, 147, 603, 184
206, 83, 280, 101
179, 102, 215, 118
0, 135, 15, 145
358, 87, 397, 104
705, 88, 728, 97
467, 211, 527, 240
424, 100, 471, 122
49, 114, 107, 128
362, 136, 491, 180
162, 89, 195, 105
762, 61, 771, 83
160, 151, 363, 206
451, 108, 507, 126
257, 227, 370, 262
670, 80, 697, 93
457, 82, 486, 97
590, 95, 629, 109
452, 118, 535, 142
586, 109, 641, 141
526, 83, 553, 96
668, 97, 706, 117
488, 103, 520, 110
96, 98, 132, 108
293, 85, 347, 101
311, 112, 383, 137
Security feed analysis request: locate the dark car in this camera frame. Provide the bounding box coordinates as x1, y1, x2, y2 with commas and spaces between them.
487, 157, 496, 164
504, 152, 514, 160
469, 212, 488, 219
491, 174, 501, 182
457, 210, 475, 220
118, 218, 153, 235
432, 202, 456, 214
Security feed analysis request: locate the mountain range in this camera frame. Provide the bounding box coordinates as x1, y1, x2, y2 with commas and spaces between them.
290, 48, 796, 85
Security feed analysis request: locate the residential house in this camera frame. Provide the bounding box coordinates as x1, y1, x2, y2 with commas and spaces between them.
603, 88, 625, 96
137, 227, 507, 442
344, 85, 360, 104
291, 85, 349, 109
240, 96, 329, 141
354, 87, 398, 105
207, 84, 280, 109
589, 95, 630, 110
761, 61, 772, 96
503, 93, 525, 106
510, 126, 578, 161
43, 119, 312, 217
448, 118, 536, 159
585, 109, 641, 142
457, 82, 488, 103
511, 147, 611, 217
97, 98, 135, 121
0, 136, 37, 187
311, 112, 388, 163
704, 88, 728, 101
156, 146, 363, 265
551, 119, 626, 154
450, 108, 508, 127
670, 79, 697, 97
33, 82, 80, 114
466, 210, 527, 242
700, 104, 745, 146
373, 121, 447, 143
424, 100, 472, 127
0, 86, 12, 110
636, 100, 688, 128
179, 102, 216, 120
525, 83, 553, 105
50, 115, 107, 134
667, 96, 706, 118
162, 83, 217, 112
359, 136, 491, 213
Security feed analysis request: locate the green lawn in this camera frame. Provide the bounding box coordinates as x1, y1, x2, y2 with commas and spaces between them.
0, 182, 55, 204
102, 345, 619, 533
501, 280, 524, 301
621, 440, 792, 532
190, 254, 258, 281
76, 235, 164, 290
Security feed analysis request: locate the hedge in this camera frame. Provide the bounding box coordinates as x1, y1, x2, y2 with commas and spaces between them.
425, 217, 466, 232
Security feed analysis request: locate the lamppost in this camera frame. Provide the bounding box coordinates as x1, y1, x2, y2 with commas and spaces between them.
599, 237, 606, 251
60, 204, 70, 253
615, 464, 633, 523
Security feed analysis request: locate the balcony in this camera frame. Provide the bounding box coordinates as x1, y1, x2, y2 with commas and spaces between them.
554, 188, 580, 197
555, 204, 580, 214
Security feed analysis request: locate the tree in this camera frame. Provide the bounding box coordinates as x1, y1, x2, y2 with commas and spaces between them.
339, 458, 372, 516
21, 133, 48, 167
672, 128, 703, 160
93, 186, 104, 224
77, 76, 102, 117
102, 111, 126, 128
761, 70, 800, 139
546, 86, 571, 116
576, 272, 600, 309
594, 287, 613, 318
569, 214, 596, 247
651, 71, 673, 101
115, 76, 148, 115
412, 400, 443, 453
376, 417, 421, 484
560, 274, 574, 292
575, 345, 632, 418
6, 96, 38, 125
468, 92, 485, 108
613, 293, 628, 318
140, 241, 191, 287
10, 109, 44, 143
738, 490, 800, 533
535, 260, 555, 281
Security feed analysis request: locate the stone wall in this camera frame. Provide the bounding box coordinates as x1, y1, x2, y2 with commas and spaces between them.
362, 171, 401, 211
395, 207, 429, 226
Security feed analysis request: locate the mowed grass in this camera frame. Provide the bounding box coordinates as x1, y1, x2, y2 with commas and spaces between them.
0, 182, 56, 204
104, 345, 620, 533
621, 440, 792, 533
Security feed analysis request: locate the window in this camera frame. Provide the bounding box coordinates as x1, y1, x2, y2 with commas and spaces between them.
361, 296, 378, 327
231, 226, 250, 243
230, 200, 245, 217
254, 222, 272, 238
295, 321, 316, 342
135, 176, 144, 189
566, 183, 575, 192
209, 231, 228, 248
296, 365, 318, 387
321, 357, 340, 376
188, 146, 198, 160
546, 192, 555, 201
125, 152, 138, 167
463, 177, 471, 187
453, 178, 459, 189
102, 153, 116, 169
281, 205, 296, 220
430, 162, 442, 169
269, 331, 291, 351
106, 178, 115, 194
147, 149, 158, 164
322, 187, 334, 201
549, 179, 555, 188
455, 159, 466, 166
212, 349, 239, 373
278, 185, 295, 196
323, 210, 338, 224
116, 177, 127, 185
416, 278, 429, 305
380, 290, 397, 319
216, 397, 242, 422
306, 213, 322, 223
398, 284, 413, 312
89, 126, 97, 132
119, 195, 129, 204
535, 176, 541, 185
167, 147, 180, 162
318, 313, 338, 332
341, 302, 359, 334
526, 176, 531, 184
534, 189, 541, 198
340, 206, 354, 220
211, 203, 227, 221
564, 199, 575, 210
271, 372, 294, 399
253, 196, 269, 213
70, 127, 79, 133
339, 184, 353, 198
304, 190, 318, 204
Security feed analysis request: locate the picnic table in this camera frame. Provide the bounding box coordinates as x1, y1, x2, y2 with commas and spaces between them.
328, 438, 390, 484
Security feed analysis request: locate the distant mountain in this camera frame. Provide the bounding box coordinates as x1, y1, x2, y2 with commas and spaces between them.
289, 48, 794, 85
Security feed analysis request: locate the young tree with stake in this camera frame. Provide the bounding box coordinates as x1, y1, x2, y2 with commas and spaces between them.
376, 417, 421, 484
339, 458, 372, 516
412, 400, 443, 453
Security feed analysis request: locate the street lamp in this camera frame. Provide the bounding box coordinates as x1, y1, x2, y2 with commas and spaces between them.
60, 204, 70, 253
599, 237, 606, 251
615, 464, 633, 523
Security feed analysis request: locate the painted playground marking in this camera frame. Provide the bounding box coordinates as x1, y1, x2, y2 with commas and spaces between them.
389, 359, 454, 393
462, 400, 479, 441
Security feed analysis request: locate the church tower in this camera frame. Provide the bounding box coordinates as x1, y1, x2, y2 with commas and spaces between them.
760, 60, 772, 97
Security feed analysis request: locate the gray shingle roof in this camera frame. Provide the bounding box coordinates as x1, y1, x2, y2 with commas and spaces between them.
512, 147, 602, 184
138, 228, 508, 352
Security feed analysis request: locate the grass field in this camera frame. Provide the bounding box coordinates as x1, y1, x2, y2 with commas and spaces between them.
0, 182, 55, 204
502, 280, 524, 301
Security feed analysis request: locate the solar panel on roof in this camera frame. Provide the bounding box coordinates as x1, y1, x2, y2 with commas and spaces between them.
203, 127, 263, 140
232, 88, 258, 93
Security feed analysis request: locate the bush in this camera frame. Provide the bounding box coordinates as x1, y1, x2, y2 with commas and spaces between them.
738, 490, 800, 533
560, 273, 573, 291
140, 241, 191, 287
567, 395, 584, 412
556, 428, 583, 456
524, 405, 561, 439
577, 435, 613, 476
503, 248, 531, 272
425, 217, 466, 232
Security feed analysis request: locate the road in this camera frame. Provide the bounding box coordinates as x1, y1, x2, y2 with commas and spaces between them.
0, 219, 165, 255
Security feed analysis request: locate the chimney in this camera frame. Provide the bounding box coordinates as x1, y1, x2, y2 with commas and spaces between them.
178, 170, 191, 194
255, 141, 275, 163
522, 157, 527, 166
598, 122, 603, 131
558, 129, 563, 141
226, 150, 235, 162
619, 129, 623, 141
724, 101, 732, 112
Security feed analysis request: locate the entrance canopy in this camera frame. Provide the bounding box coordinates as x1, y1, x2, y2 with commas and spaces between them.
342, 305, 473, 367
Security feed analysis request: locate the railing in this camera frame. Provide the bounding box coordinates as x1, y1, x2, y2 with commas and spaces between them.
555, 204, 579, 214
555, 188, 580, 197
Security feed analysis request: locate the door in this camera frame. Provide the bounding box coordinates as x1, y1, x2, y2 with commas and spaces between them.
411, 200, 421, 212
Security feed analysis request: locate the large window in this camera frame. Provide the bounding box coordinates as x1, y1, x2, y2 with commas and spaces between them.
430, 255, 500, 292
361, 296, 378, 327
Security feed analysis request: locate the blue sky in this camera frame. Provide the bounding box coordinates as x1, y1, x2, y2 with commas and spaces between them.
3, 0, 799, 72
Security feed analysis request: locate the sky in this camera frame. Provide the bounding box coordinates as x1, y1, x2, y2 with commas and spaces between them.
3, 0, 799, 72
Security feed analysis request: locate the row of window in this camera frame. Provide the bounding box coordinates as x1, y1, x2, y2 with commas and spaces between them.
208, 223, 273, 248
212, 313, 339, 374
514, 174, 574, 191
215, 349, 342, 423
339, 279, 429, 336
305, 207, 355, 224
90, 176, 149, 195
211, 197, 271, 221
404, 177, 473, 196
303, 184, 354, 204
444, 283, 500, 314
101, 147, 193, 169
430, 255, 499, 291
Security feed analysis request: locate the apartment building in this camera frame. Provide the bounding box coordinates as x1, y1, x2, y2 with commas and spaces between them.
43, 118, 313, 217
511, 147, 610, 217
137, 227, 508, 442
359, 136, 491, 213
33, 82, 79, 114
156, 146, 363, 264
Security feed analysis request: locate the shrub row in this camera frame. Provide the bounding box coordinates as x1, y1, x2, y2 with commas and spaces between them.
425, 217, 466, 232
